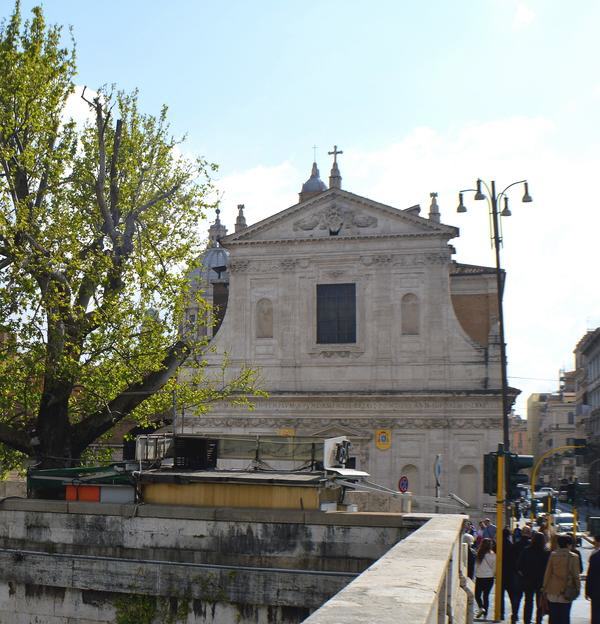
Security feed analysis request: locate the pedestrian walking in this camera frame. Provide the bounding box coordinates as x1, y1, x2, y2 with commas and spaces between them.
501, 527, 516, 621
482, 517, 497, 540
476, 520, 485, 547
586, 535, 600, 624
516, 530, 549, 624
510, 525, 532, 622
463, 529, 476, 580
474, 537, 496, 619
568, 535, 582, 573
541, 534, 581, 624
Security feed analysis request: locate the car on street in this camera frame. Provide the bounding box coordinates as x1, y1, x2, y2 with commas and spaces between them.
554, 512, 582, 544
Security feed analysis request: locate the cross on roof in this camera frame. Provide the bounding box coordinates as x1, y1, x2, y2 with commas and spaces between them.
328, 145, 343, 164
312, 144, 318, 162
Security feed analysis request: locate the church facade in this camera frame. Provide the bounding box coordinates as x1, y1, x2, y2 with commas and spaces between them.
181, 157, 506, 510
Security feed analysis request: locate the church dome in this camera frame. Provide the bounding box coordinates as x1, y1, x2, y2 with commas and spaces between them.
202, 246, 229, 277
299, 162, 327, 202
190, 245, 229, 289
301, 162, 327, 193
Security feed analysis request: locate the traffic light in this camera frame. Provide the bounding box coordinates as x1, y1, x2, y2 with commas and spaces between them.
573, 439, 587, 456
483, 452, 498, 495
506, 453, 534, 501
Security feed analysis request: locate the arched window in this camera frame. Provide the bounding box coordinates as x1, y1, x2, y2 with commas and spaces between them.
401, 293, 419, 335
256, 298, 273, 339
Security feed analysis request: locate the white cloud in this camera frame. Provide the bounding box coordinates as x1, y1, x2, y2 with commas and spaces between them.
215, 116, 600, 415
512, 2, 536, 30
61, 85, 96, 127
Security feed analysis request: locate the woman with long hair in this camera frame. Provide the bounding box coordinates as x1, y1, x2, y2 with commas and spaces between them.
475, 537, 496, 619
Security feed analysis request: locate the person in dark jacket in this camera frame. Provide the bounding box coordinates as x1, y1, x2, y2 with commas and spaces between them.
501, 527, 523, 622
516, 531, 550, 624
510, 526, 532, 622
569, 535, 583, 573
586, 536, 600, 624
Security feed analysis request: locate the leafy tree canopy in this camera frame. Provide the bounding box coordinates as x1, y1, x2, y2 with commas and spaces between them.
0, 3, 260, 471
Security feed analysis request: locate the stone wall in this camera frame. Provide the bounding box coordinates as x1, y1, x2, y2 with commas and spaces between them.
0, 499, 421, 623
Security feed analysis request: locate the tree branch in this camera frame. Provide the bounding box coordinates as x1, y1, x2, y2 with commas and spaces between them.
91, 95, 117, 241
0, 421, 32, 455
109, 118, 122, 226
70, 340, 190, 454
120, 184, 179, 255
135, 184, 179, 218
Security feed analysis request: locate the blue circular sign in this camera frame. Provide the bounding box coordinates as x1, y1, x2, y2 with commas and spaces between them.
398, 475, 409, 493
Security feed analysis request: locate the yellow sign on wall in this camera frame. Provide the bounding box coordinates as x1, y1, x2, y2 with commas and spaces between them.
278, 428, 296, 437
375, 429, 392, 450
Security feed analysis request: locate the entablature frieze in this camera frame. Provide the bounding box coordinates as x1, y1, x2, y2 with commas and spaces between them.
187, 415, 503, 432
235, 396, 500, 412
228, 251, 451, 274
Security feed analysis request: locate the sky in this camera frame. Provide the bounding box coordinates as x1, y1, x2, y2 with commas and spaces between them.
12, 0, 600, 415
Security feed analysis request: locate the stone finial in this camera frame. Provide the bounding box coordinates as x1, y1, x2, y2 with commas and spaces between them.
235, 204, 247, 233
208, 207, 228, 247
328, 145, 343, 190
429, 192, 440, 223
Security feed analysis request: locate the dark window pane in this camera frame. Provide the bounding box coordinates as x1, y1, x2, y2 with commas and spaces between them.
317, 283, 356, 343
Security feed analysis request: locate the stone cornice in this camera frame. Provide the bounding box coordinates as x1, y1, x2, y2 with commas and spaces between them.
225, 230, 452, 248
221, 188, 457, 246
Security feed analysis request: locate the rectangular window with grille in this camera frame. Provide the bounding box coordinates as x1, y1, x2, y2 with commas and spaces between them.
317, 283, 356, 344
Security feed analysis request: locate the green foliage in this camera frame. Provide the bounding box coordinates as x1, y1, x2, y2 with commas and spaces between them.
0, 443, 26, 478
0, 3, 262, 468
114, 594, 157, 624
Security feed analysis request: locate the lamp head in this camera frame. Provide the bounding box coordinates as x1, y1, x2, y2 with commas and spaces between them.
474, 179, 486, 201
457, 192, 467, 213
522, 181, 533, 203
501, 196, 511, 217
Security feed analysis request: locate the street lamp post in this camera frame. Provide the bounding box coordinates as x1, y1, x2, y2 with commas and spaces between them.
457, 179, 532, 452
458, 178, 532, 623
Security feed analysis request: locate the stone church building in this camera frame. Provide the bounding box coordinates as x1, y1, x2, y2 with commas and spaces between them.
181, 155, 506, 510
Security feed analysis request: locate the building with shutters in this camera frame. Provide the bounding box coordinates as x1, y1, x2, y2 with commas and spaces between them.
180, 155, 510, 510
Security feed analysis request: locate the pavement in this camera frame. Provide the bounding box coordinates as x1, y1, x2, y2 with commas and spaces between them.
473, 589, 591, 624
472, 539, 595, 624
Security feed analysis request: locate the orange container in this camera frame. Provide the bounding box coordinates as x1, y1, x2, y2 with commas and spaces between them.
65, 485, 100, 502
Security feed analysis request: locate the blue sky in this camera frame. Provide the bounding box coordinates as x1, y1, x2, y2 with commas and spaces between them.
22, 1, 600, 169
12, 0, 600, 413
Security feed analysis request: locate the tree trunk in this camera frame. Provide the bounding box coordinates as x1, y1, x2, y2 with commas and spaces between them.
36, 379, 76, 469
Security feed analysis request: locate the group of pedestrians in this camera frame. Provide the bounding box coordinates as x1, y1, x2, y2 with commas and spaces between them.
463, 518, 600, 623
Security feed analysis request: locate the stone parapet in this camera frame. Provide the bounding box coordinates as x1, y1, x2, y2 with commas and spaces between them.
303, 514, 470, 624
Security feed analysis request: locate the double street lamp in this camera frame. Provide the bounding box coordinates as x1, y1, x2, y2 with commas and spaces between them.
457, 178, 532, 623
456, 179, 533, 453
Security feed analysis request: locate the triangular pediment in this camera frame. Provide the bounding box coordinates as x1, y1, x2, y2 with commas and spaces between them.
221, 189, 457, 245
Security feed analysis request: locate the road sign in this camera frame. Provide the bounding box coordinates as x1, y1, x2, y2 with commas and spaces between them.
482, 503, 497, 513
398, 475, 409, 493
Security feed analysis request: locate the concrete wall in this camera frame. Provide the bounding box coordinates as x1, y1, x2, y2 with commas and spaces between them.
0, 499, 421, 623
